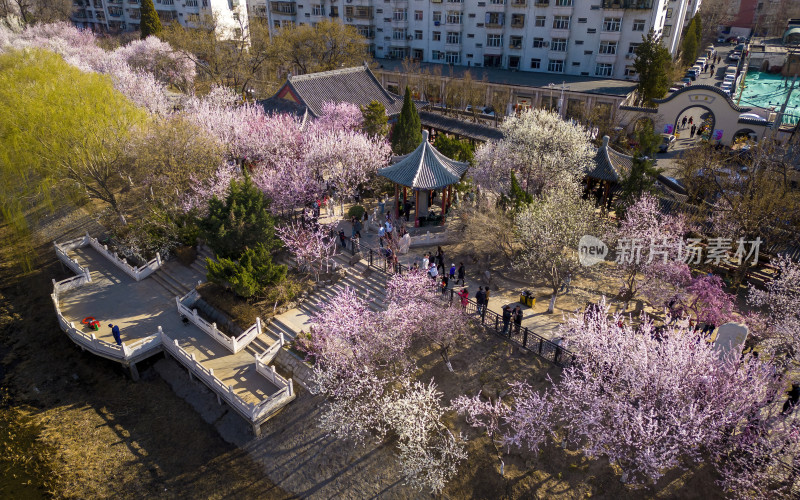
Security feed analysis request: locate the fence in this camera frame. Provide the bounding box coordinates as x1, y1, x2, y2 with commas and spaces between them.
160, 328, 294, 424
337, 239, 575, 368
54, 236, 91, 280
175, 292, 262, 354
86, 232, 161, 281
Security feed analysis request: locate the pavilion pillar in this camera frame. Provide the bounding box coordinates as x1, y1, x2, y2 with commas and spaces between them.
394, 183, 399, 218
414, 189, 419, 224
403, 187, 407, 206
442, 186, 449, 224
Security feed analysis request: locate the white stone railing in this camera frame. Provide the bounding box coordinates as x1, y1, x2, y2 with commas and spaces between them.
176, 291, 261, 354
160, 329, 292, 423
257, 331, 285, 365
410, 230, 452, 248
52, 274, 90, 294
53, 300, 126, 360
85, 232, 161, 281
54, 236, 92, 280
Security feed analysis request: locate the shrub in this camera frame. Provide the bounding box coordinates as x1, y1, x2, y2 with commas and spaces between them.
206, 243, 287, 299
174, 245, 197, 266
347, 204, 366, 219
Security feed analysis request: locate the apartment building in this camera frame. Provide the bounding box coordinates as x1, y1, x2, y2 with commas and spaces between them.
262, 0, 697, 80
71, 0, 247, 40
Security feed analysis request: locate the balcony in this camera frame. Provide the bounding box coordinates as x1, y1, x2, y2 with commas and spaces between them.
510, 21, 524, 28
270, 1, 296, 14
510, 0, 526, 5
534, 0, 548, 5
601, 0, 652, 8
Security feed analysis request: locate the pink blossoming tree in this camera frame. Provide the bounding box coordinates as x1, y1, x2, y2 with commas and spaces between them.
748, 256, 800, 368
276, 220, 337, 281
452, 301, 783, 485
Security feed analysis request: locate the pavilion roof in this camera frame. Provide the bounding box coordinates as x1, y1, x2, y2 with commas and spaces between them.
585, 135, 633, 183
378, 131, 469, 189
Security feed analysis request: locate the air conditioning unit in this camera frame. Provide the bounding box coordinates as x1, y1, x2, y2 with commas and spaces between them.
346, 16, 353, 21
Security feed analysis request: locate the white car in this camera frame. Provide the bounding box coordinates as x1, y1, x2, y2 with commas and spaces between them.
738, 113, 766, 122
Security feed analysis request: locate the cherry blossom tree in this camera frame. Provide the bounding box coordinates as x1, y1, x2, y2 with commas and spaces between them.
311, 101, 364, 132
682, 273, 737, 326
112, 36, 196, 91
472, 108, 594, 196
748, 256, 800, 367
181, 162, 241, 214
276, 220, 336, 281
453, 302, 784, 485
609, 194, 689, 311
514, 181, 607, 313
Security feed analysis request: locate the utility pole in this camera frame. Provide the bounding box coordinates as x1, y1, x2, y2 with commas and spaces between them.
770, 74, 797, 142
558, 81, 570, 118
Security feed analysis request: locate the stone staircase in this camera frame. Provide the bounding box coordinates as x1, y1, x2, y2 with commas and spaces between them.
150, 245, 212, 298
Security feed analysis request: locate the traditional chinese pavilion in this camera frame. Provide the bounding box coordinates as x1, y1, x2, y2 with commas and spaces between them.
378, 130, 469, 225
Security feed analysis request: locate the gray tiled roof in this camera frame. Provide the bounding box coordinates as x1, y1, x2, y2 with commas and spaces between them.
258, 96, 309, 119
283, 64, 407, 118
418, 111, 504, 143
585, 136, 633, 183
652, 85, 752, 112
378, 131, 469, 189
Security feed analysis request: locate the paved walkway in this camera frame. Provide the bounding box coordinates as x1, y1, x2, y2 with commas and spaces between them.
58, 246, 277, 404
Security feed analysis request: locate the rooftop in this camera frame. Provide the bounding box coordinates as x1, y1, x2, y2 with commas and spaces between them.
374, 59, 639, 97
585, 136, 633, 183
419, 111, 504, 143
379, 130, 469, 189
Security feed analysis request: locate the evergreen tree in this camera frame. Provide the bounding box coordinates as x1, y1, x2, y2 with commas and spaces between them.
140, 0, 163, 40
433, 134, 475, 163
206, 243, 287, 299
360, 100, 389, 138
633, 31, 672, 106
616, 122, 663, 212
693, 15, 703, 43
391, 87, 422, 154
681, 21, 698, 66
198, 176, 281, 260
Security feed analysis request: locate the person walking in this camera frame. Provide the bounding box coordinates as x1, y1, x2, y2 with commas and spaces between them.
108, 324, 122, 346
441, 276, 449, 297
484, 287, 491, 311
338, 229, 347, 249
513, 305, 523, 335
475, 286, 486, 316
688, 116, 694, 126
378, 225, 385, 248
502, 305, 512, 335
353, 217, 362, 239
422, 253, 429, 272
436, 246, 445, 274
457, 262, 466, 286
428, 262, 439, 281
457, 288, 469, 309
681, 116, 687, 129
690, 124, 697, 138
449, 263, 456, 282
560, 273, 572, 294
710, 63, 715, 75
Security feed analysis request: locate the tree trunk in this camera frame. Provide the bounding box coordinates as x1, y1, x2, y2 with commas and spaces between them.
547, 292, 557, 314
441, 347, 454, 372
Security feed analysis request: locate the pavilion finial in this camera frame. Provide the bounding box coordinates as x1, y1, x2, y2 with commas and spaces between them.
421, 129, 429, 143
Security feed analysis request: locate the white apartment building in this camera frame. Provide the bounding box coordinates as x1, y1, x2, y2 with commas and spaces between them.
71, 0, 247, 40
261, 0, 696, 80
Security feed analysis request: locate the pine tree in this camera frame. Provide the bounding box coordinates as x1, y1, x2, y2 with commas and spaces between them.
140, 0, 163, 40
360, 100, 389, 138
693, 15, 702, 44
681, 20, 698, 66
633, 31, 673, 106
198, 176, 281, 260
391, 87, 422, 155
206, 243, 287, 299
616, 122, 663, 213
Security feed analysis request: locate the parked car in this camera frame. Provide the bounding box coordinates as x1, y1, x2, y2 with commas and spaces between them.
717, 36, 727, 44
659, 133, 676, 153
738, 113, 767, 122
685, 72, 697, 81
673, 81, 688, 88
681, 77, 693, 85
728, 52, 741, 61
465, 105, 496, 117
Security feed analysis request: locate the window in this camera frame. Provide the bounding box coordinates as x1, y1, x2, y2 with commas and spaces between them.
446, 31, 461, 44
432, 11, 441, 22
511, 13, 524, 28
553, 15, 570, 30
467, 33, 474, 38
312, 4, 323, 15
414, 10, 422, 20
663, 25, 671, 37
432, 50, 443, 60
330, 6, 338, 17
555, 0, 571, 5
587, 28, 596, 33
530, 58, 541, 69
550, 38, 567, 51
599, 41, 617, 54
534, 15, 545, 27
446, 10, 462, 24
487, 34, 503, 47
414, 30, 423, 39
446, 0, 462, 3
548, 59, 564, 72
532, 37, 545, 48
359, 26, 375, 38
509, 56, 520, 68
484, 54, 502, 67
666, 7, 672, 18
628, 42, 640, 54
577, 17, 587, 23
602, 17, 621, 32
624, 66, 636, 77
490, 0, 505, 4
445, 51, 460, 63
486, 12, 504, 26
595, 63, 613, 77
510, 35, 523, 49
432, 31, 441, 41
632, 19, 645, 31
575, 40, 583, 45
393, 8, 407, 21
393, 28, 407, 40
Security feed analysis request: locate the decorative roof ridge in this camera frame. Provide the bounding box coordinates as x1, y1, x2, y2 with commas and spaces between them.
288, 65, 368, 82
362, 64, 403, 104
651, 84, 752, 112
411, 132, 428, 188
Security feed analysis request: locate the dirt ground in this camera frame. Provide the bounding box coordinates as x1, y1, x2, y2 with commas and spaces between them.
2, 203, 727, 499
